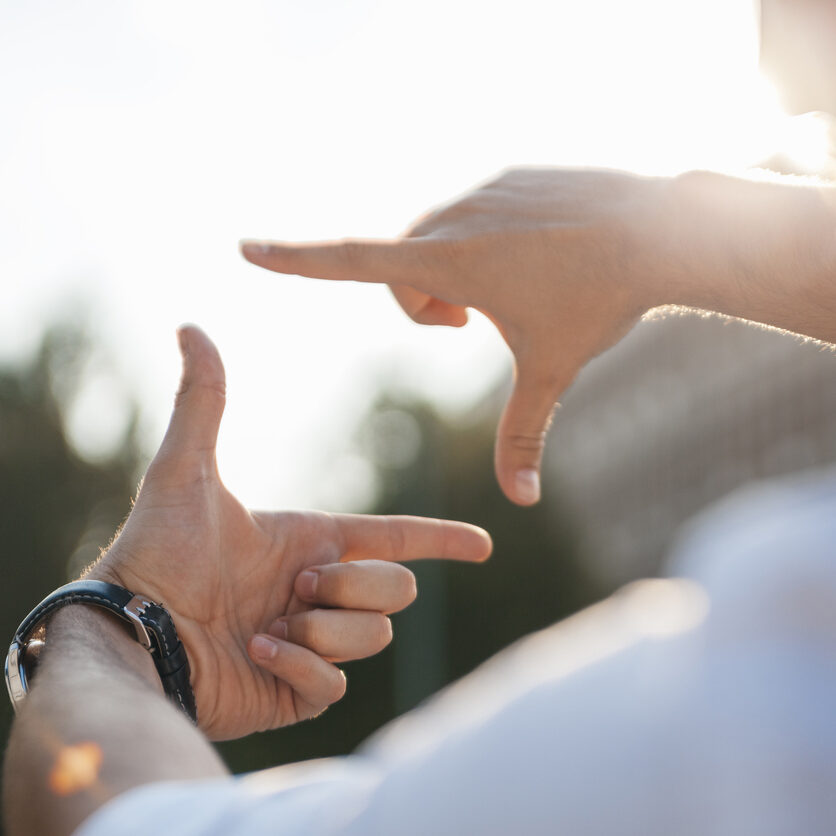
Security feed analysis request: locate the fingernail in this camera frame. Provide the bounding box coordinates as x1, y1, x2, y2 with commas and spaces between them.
268, 619, 287, 640
251, 635, 278, 661
176, 328, 190, 356
297, 570, 318, 600
515, 468, 540, 504
240, 240, 272, 258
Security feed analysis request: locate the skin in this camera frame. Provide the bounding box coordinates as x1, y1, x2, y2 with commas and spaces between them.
3, 325, 492, 836
4, 607, 228, 836
240, 166, 836, 505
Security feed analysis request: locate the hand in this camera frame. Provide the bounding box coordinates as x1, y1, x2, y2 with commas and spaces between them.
88, 326, 492, 741
240, 168, 669, 506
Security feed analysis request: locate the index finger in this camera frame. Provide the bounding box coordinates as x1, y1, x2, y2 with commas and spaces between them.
332, 514, 492, 564
240, 238, 442, 292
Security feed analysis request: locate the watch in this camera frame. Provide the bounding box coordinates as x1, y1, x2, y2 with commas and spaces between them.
4, 579, 197, 723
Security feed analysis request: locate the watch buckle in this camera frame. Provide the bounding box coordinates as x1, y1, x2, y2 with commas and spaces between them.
123, 596, 153, 650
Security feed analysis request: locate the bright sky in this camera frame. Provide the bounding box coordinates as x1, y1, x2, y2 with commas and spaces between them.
0, 0, 808, 510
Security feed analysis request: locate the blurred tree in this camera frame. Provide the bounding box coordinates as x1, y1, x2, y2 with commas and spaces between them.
0, 322, 142, 798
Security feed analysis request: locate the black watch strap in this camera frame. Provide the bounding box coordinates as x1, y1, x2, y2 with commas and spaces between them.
4, 580, 197, 723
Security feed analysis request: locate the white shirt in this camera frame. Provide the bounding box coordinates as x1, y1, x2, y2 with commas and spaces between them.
78, 467, 836, 836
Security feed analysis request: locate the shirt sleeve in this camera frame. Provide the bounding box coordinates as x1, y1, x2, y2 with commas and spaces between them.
74, 758, 384, 836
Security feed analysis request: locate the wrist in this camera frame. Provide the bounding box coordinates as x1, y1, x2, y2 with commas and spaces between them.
67, 548, 166, 691
45, 606, 162, 695
7, 579, 197, 722
614, 173, 681, 314
659, 171, 836, 336
659, 170, 757, 312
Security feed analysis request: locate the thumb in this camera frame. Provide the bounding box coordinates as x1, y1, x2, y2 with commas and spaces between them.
157, 325, 226, 466
495, 359, 571, 506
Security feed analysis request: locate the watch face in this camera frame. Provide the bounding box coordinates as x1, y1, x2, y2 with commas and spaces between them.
760, 0, 836, 115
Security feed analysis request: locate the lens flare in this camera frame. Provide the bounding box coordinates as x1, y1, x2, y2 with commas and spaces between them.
48, 742, 104, 796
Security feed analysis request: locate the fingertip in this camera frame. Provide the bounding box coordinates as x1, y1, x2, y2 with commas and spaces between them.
494, 359, 567, 506
173, 325, 225, 390
473, 526, 493, 561
495, 436, 545, 506
267, 619, 288, 640
176, 326, 190, 359
405, 568, 418, 603
448, 308, 469, 328
294, 570, 319, 601
412, 299, 469, 328
497, 473, 540, 507
177, 322, 211, 359
249, 633, 280, 663
381, 615, 394, 646
175, 322, 213, 354
514, 468, 541, 506
455, 522, 494, 562
334, 668, 348, 702
239, 239, 273, 265
427, 310, 469, 328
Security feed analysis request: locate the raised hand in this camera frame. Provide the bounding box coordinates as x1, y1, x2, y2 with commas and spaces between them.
240, 168, 668, 506
87, 326, 492, 741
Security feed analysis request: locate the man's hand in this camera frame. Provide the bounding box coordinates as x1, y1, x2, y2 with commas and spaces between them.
240, 168, 669, 505
88, 325, 492, 741
240, 168, 836, 506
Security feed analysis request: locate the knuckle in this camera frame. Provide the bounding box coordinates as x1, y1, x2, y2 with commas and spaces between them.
338, 239, 367, 267
385, 518, 408, 562
319, 562, 356, 605
148, 446, 215, 487
294, 611, 325, 648
174, 379, 227, 411
430, 202, 466, 225
406, 208, 443, 237
293, 654, 319, 683
330, 562, 358, 601
505, 430, 548, 455
430, 235, 466, 262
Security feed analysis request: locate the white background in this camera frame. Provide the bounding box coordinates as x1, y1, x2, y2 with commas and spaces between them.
1, 0, 792, 509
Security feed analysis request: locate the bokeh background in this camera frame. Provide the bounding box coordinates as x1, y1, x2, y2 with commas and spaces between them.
4, 0, 836, 797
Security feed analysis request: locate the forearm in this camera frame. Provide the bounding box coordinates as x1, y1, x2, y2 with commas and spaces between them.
660, 170, 836, 342
3, 607, 227, 836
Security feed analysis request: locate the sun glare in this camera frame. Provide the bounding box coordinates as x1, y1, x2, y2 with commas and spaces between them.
2, 0, 829, 510
779, 112, 833, 174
